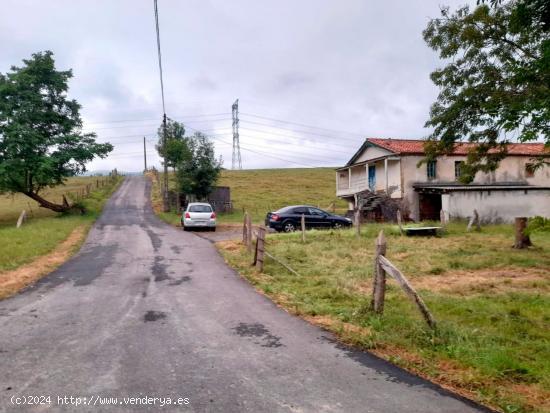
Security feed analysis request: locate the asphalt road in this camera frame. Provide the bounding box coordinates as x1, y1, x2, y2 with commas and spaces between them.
0, 177, 489, 413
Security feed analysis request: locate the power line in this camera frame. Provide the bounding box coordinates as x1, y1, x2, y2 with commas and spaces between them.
240, 121, 363, 144
240, 112, 365, 137
184, 124, 332, 168
153, 0, 166, 115
83, 112, 231, 126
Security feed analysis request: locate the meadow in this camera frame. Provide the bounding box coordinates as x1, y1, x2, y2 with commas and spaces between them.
219, 223, 550, 413
0, 176, 121, 298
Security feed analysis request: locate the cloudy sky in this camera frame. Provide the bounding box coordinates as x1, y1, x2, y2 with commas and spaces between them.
1, 0, 475, 172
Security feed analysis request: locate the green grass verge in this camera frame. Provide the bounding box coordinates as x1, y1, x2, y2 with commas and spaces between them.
0, 176, 122, 272
219, 222, 550, 413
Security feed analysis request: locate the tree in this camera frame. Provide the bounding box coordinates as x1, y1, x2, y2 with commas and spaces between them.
155, 119, 190, 171
175, 132, 222, 200
423, 0, 550, 182
0, 51, 112, 212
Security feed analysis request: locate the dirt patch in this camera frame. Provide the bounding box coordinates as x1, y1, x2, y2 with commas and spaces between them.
414, 267, 549, 295
355, 267, 549, 297
0, 226, 87, 300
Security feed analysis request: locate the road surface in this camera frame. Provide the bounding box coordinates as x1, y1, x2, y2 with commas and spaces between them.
0, 177, 489, 412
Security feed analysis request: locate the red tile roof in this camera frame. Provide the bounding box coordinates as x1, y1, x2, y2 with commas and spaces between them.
367, 138, 548, 156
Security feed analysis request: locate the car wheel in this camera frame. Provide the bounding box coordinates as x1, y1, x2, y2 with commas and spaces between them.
283, 221, 296, 233
333, 222, 343, 229
183, 226, 189, 231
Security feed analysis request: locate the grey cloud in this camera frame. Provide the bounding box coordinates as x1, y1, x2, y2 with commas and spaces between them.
0, 0, 477, 171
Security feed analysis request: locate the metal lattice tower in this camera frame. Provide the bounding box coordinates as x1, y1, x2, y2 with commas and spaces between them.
232, 99, 242, 170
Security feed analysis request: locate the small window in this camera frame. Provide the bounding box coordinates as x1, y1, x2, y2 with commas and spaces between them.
427, 161, 437, 180
292, 207, 308, 215
455, 161, 464, 180
525, 163, 535, 178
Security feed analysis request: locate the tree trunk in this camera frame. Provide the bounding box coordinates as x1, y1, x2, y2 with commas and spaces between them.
23, 191, 71, 213
513, 217, 532, 249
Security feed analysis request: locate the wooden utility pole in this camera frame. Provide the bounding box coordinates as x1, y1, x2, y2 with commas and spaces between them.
143, 136, 148, 172
162, 114, 170, 212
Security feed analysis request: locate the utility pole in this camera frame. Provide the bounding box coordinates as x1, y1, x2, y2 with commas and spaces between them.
153, 0, 170, 212
162, 113, 169, 212
232, 99, 242, 170
143, 137, 147, 172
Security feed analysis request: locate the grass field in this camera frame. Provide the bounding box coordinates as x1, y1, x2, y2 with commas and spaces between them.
0, 176, 121, 298
219, 223, 550, 413
150, 168, 348, 226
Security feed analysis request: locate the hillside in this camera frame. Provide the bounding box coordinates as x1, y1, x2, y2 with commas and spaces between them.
218, 168, 348, 222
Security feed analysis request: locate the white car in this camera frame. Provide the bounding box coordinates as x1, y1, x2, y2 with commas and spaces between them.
181, 202, 216, 231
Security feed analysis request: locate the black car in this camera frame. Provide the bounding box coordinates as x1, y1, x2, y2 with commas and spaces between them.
265, 205, 352, 232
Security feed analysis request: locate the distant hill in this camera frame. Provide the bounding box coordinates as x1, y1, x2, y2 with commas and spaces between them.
218, 168, 347, 221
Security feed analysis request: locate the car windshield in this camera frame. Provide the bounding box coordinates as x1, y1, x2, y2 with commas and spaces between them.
188, 205, 212, 213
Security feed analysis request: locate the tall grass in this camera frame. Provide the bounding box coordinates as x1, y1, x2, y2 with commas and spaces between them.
220, 223, 550, 412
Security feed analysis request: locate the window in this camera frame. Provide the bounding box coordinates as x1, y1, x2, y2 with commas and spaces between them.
308, 207, 326, 216
525, 163, 535, 178
455, 161, 464, 180
292, 207, 309, 215
427, 161, 437, 180
188, 204, 212, 213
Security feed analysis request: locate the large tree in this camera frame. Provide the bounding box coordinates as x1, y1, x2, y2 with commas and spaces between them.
423, 0, 550, 182
176, 132, 222, 200
155, 119, 190, 171
0, 51, 112, 211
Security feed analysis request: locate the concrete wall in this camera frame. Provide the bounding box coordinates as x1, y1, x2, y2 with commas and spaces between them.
400, 155, 550, 221
443, 190, 550, 223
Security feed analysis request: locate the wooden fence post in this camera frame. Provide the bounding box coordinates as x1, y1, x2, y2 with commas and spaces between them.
243, 212, 248, 245
301, 214, 306, 243
16, 210, 27, 228
355, 209, 361, 236
246, 214, 252, 252
440, 209, 447, 229
396, 210, 403, 235
378, 255, 437, 329
467, 209, 481, 232
27, 202, 34, 218
371, 230, 387, 313
253, 226, 266, 271
513, 217, 532, 249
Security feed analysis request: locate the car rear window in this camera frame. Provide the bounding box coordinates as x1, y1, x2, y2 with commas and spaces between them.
188, 205, 212, 212
292, 207, 309, 214
274, 206, 294, 214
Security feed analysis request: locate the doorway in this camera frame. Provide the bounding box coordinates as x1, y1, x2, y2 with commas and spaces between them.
419, 193, 442, 221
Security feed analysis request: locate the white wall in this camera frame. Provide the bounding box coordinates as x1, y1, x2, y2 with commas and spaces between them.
445, 190, 550, 223
355, 145, 393, 163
